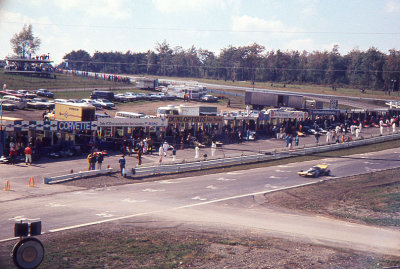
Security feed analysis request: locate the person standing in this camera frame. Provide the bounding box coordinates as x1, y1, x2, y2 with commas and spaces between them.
211, 141, 216, 157
87, 153, 93, 171
355, 128, 360, 139
162, 141, 169, 157
137, 146, 143, 166
96, 153, 104, 170
9, 147, 17, 165
24, 145, 33, 165
89, 153, 97, 170
119, 155, 126, 176
326, 130, 331, 144
315, 132, 321, 144
158, 145, 164, 164
295, 135, 299, 147
172, 147, 176, 161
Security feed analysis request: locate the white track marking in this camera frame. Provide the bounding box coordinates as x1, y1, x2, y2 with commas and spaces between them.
216, 177, 236, 181
95, 212, 114, 218
227, 172, 243, 175
143, 188, 165, 192
121, 198, 147, 203
159, 180, 178, 184
269, 176, 281, 179
192, 196, 207, 201
46, 203, 66, 208
8, 216, 41, 222
206, 185, 218, 190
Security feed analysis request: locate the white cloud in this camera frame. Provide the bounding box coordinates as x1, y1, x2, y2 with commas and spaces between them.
152, 0, 238, 13
55, 0, 132, 19
231, 15, 300, 33
385, 0, 400, 12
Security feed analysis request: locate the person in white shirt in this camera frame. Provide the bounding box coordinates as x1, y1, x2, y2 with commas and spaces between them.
158, 145, 164, 163
162, 141, 169, 157
211, 141, 216, 157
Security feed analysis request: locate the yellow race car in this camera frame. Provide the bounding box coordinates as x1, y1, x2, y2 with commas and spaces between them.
298, 164, 330, 177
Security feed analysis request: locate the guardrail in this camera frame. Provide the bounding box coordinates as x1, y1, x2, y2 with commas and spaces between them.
132, 132, 400, 178
44, 168, 114, 184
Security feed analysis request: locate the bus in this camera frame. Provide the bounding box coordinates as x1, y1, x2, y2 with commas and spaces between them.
115, 111, 146, 119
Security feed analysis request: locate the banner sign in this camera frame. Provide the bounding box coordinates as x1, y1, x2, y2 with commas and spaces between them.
98, 117, 168, 127
268, 110, 308, 119
310, 109, 340, 116
5, 121, 58, 131
57, 121, 98, 131
167, 116, 223, 124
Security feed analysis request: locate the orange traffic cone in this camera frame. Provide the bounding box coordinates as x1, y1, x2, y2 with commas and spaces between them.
107, 164, 110, 169
70, 169, 73, 174
4, 180, 10, 191
28, 177, 35, 187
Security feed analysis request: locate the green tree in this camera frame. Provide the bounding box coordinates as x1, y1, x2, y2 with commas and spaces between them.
10, 24, 41, 58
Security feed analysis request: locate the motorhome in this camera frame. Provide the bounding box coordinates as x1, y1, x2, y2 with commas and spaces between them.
166, 85, 207, 100
157, 104, 218, 117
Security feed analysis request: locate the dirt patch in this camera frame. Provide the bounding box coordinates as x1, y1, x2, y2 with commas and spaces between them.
1, 222, 398, 269
263, 168, 400, 227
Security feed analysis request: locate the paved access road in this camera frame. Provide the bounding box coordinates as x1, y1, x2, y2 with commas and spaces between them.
1, 148, 400, 256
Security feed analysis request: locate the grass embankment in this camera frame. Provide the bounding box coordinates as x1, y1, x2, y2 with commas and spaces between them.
0, 71, 126, 90
1, 224, 399, 268
264, 168, 400, 227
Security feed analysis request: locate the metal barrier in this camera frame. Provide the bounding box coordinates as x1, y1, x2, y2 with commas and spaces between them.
133, 132, 400, 178
44, 168, 114, 184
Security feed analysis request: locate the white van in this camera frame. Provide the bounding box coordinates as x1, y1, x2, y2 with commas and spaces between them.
115, 111, 146, 118
156, 105, 179, 117
2, 95, 27, 109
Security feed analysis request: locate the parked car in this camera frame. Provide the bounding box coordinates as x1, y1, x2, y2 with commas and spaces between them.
114, 93, 130, 102
200, 94, 218, 102
81, 99, 102, 108
298, 164, 330, 178
17, 90, 37, 99
35, 89, 54, 98
0, 89, 24, 98
1, 95, 27, 109
54, 98, 69, 104
30, 98, 55, 109
123, 92, 138, 102
96, 99, 115, 109
0, 99, 18, 110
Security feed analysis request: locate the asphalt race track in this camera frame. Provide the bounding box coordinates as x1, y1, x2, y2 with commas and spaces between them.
1, 147, 400, 255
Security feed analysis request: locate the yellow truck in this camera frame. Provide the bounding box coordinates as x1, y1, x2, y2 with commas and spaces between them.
44, 103, 95, 121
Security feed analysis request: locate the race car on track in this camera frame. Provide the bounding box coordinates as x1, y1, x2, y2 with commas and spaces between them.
298, 164, 330, 177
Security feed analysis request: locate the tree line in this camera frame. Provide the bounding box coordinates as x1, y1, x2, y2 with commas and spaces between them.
60, 42, 400, 92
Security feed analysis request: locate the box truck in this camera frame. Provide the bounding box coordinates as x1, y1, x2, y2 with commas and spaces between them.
44, 103, 96, 121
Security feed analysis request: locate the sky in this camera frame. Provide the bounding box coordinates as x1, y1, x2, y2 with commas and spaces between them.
0, 0, 400, 64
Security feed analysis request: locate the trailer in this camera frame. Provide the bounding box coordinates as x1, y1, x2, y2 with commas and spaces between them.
135, 77, 159, 90
245, 90, 305, 110
45, 103, 96, 121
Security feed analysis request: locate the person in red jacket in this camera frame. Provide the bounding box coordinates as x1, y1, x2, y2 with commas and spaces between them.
9, 147, 17, 165
24, 145, 33, 165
